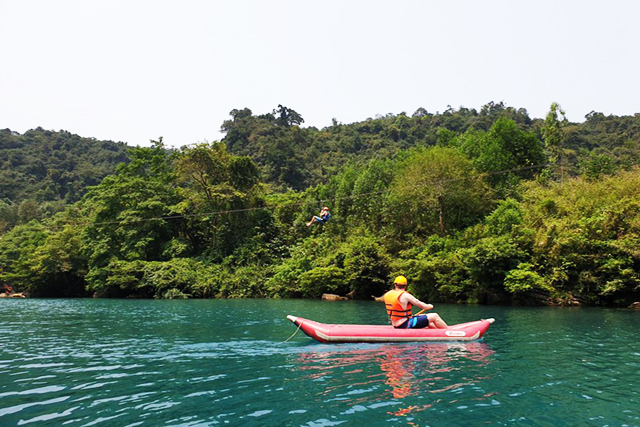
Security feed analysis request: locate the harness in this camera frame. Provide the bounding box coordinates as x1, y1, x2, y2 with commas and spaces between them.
318, 212, 331, 222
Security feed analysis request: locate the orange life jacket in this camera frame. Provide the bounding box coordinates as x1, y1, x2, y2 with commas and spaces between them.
384, 290, 412, 323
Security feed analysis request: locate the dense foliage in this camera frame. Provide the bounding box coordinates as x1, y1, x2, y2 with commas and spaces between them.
0, 127, 129, 233
1, 103, 639, 306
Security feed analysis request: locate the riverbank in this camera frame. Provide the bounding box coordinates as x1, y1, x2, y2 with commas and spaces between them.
0, 292, 26, 298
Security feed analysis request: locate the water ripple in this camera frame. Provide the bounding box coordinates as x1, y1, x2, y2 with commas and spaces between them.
1, 300, 639, 426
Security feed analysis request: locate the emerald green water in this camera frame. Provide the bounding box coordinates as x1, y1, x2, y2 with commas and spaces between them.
1, 299, 638, 426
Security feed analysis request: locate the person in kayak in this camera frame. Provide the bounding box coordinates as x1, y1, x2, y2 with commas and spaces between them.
306, 206, 331, 226
384, 275, 449, 329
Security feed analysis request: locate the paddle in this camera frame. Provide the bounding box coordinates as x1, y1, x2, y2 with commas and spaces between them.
414, 303, 435, 316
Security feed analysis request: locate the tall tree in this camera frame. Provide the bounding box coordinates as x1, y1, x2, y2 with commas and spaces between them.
541, 102, 568, 180
174, 142, 266, 259
273, 105, 304, 127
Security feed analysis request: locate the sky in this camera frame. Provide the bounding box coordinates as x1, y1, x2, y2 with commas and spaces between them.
1, 0, 639, 148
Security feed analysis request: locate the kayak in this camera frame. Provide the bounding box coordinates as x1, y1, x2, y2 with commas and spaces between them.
286, 315, 495, 343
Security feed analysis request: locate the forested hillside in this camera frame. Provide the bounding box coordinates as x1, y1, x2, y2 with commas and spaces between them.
0, 127, 129, 233
221, 103, 640, 190
1, 103, 639, 306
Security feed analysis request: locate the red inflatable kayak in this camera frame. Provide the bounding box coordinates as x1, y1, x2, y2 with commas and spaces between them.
286, 315, 495, 343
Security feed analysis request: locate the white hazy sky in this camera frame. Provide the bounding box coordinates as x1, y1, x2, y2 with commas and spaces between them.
1, 0, 639, 148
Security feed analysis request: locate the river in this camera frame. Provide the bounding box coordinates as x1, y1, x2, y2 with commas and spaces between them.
1, 299, 638, 426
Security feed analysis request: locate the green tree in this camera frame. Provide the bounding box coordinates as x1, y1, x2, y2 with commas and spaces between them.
81, 140, 181, 294
174, 142, 268, 260
389, 146, 494, 237
578, 152, 618, 179
453, 118, 547, 195
0, 222, 48, 294
350, 158, 394, 231
541, 102, 568, 180
30, 218, 88, 297
0, 200, 18, 233
343, 236, 391, 299
273, 105, 304, 127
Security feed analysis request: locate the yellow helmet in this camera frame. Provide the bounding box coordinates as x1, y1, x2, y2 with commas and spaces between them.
393, 275, 408, 286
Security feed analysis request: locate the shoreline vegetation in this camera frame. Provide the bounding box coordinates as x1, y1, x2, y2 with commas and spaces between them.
1, 103, 639, 307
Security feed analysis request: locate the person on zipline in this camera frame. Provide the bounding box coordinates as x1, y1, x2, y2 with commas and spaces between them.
306, 206, 331, 227
383, 276, 449, 329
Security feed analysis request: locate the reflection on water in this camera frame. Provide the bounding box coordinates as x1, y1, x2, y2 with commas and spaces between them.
295, 341, 496, 420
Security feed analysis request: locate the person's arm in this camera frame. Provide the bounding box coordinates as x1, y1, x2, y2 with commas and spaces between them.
401, 293, 433, 311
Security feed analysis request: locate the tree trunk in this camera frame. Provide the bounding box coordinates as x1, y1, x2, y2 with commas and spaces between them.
438, 194, 444, 235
